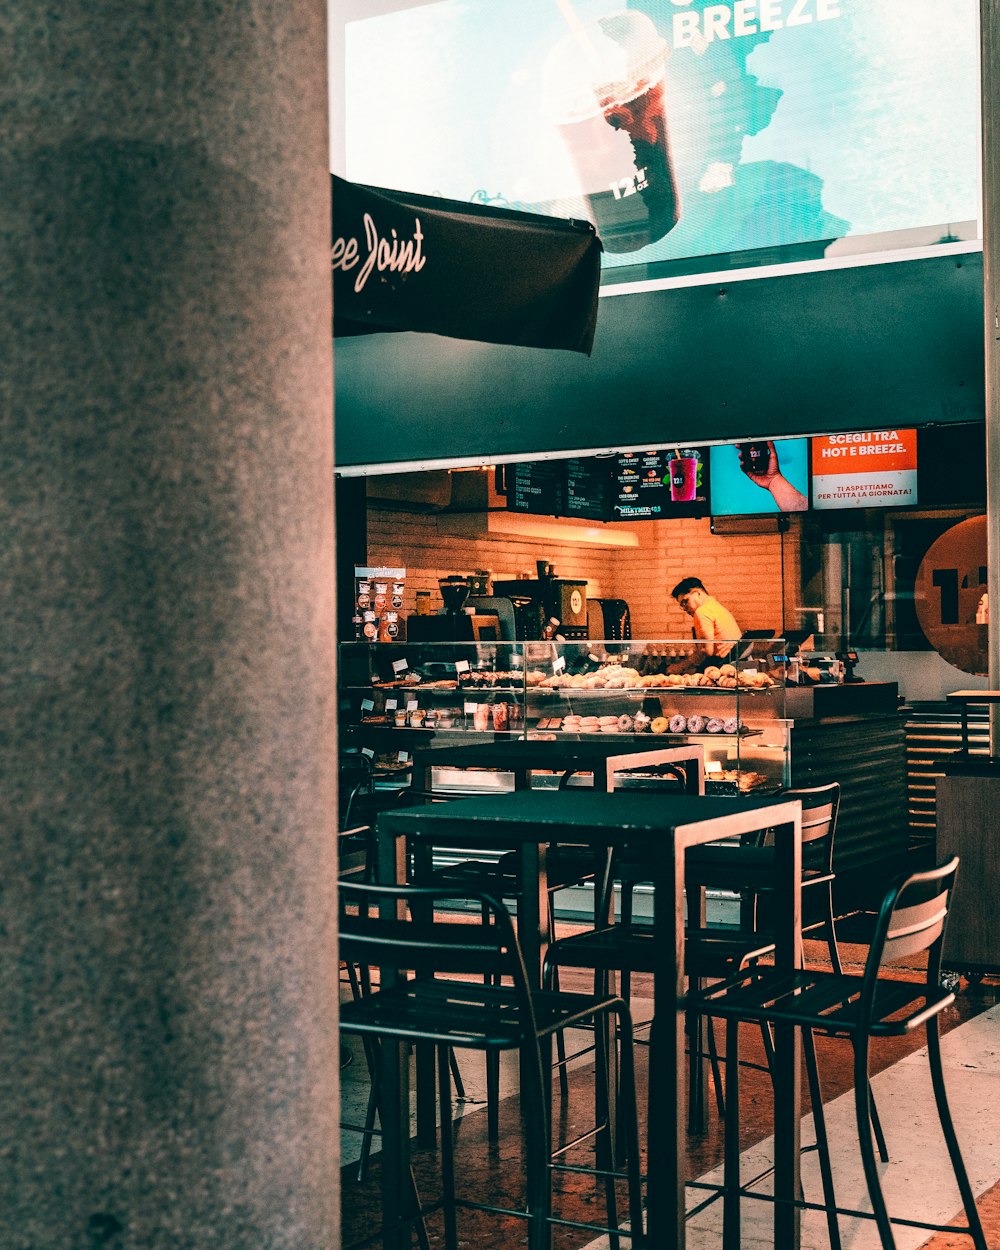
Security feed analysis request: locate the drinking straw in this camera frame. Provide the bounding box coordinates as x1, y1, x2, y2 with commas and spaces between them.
555, 0, 600, 67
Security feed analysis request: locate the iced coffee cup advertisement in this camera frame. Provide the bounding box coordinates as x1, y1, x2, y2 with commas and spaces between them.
810, 429, 917, 509
339, 0, 979, 289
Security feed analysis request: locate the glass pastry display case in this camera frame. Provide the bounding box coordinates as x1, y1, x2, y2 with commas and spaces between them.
338, 638, 790, 794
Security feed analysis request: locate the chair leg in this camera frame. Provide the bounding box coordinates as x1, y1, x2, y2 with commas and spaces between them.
823, 885, 844, 976
820, 899, 889, 1165
619, 880, 634, 1003
592, 1007, 621, 1250
705, 1012, 726, 1118
802, 1029, 842, 1250
357, 1059, 380, 1183
486, 1047, 501, 1141
614, 1004, 646, 1248
449, 1047, 466, 1099
345, 960, 381, 1183
722, 1016, 742, 1250
528, 1035, 555, 1250
851, 1040, 889, 1163
852, 1033, 895, 1249
479, 897, 508, 1137
437, 1044, 460, 1250
553, 963, 570, 1100
926, 1015, 988, 1250
686, 994, 707, 1133
868, 1078, 890, 1165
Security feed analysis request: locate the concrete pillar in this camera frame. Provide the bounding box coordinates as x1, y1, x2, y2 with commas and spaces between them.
984, 0, 1000, 750
0, 4, 338, 1247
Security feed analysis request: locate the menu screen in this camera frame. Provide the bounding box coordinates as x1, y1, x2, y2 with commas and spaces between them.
811, 429, 918, 509
613, 451, 670, 519
507, 460, 565, 515
341, 0, 980, 290
709, 438, 810, 515
565, 458, 614, 520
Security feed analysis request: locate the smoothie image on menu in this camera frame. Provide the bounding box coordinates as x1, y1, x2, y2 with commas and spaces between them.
544, 9, 679, 253
669, 451, 700, 502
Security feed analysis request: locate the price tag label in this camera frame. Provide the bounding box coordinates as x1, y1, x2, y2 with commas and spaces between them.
511, 654, 523, 668
588, 653, 601, 664
397, 751, 410, 764
406, 699, 419, 711
385, 698, 398, 711
361, 747, 375, 760
392, 658, 409, 673
705, 759, 722, 774
454, 659, 470, 673
361, 698, 374, 712
464, 702, 478, 714
743, 666, 758, 678
553, 656, 566, 673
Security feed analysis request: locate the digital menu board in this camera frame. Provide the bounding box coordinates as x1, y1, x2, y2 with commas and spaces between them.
564, 457, 614, 520
709, 438, 810, 515
506, 460, 565, 515
613, 449, 708, 519
341, 0, 980, 289
811, 430, 918, 509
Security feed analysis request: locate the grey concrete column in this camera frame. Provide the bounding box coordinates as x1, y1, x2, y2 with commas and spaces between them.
0, 4, 339, 1247
984, 0, 1000, 749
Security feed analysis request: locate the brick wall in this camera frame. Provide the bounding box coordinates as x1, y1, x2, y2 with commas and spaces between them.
365, 494, 787, 639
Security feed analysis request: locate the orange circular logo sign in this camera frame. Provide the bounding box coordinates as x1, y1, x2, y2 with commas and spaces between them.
913, 515, 988, 675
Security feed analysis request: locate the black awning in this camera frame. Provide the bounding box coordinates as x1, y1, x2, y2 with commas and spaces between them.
332, 175, 602, 355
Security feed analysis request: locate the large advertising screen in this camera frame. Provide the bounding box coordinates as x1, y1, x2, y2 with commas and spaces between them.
811, 429, 918, 509
709, 438, 809, 514
340, 0, 980, 290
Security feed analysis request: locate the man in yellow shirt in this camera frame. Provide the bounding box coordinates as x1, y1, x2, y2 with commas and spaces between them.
671, 576, 741, 666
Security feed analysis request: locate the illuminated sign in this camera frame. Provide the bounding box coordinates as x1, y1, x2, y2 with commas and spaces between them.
341, 0, 980, 289
811, 429, 918, 509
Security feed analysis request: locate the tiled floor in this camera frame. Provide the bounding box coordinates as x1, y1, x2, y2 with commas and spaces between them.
340, 943, 1000, 1249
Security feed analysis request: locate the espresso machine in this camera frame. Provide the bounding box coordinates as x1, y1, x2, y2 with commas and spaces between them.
491, 567, 589, 640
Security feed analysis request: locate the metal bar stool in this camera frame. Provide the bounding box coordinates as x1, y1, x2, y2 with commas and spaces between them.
339, 881, 646, 1250
694, 856, 987, 1250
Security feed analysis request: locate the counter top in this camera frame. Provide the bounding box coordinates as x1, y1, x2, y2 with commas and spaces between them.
785, 681, 899, 719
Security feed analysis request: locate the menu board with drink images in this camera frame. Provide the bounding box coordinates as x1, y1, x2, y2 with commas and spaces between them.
811, 429, 918, 510
613, 449, 707, 519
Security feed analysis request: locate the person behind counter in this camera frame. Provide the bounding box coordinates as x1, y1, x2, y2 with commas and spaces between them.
670, 577, 741, 670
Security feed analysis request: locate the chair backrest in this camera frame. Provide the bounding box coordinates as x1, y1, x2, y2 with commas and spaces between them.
770, 782, 841, 875
862, 856, 960, 997
338, 824, 374, 882
340, 752, 375, 830
339, 880, 537, 1018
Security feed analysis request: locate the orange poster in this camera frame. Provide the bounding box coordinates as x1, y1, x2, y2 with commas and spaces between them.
811, 430, 917, 509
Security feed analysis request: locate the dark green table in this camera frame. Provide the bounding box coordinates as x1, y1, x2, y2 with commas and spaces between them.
376, 789, 804, 1250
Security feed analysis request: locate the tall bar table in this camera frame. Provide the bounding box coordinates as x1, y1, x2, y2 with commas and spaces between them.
375, 789, 803, 1250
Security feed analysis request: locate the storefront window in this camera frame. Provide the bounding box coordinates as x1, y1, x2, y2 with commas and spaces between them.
784, 509, 986, 652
